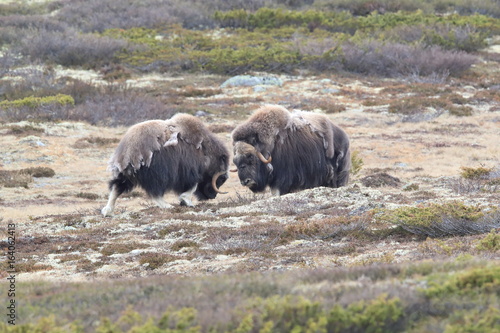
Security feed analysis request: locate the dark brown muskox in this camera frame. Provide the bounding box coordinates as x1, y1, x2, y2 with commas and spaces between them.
231, 105, 350, 195
102, 113, 229, 216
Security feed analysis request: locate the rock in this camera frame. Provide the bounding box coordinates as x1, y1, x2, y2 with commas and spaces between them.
221, 75, 283, 88
195, 110, 208, 117
253, 85, 268, 93
322, 88, 341, 94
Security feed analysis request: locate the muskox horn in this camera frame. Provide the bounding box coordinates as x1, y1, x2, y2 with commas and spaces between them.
230, 168, 238, 172
257, 151, 272, 164
212, 171, 228, 194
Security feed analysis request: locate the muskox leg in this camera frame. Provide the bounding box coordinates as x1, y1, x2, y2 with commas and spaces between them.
336, 149, 351, 187
179, 184, 197, 207
150, 196, 173, 209
271, 188, 280, 196
102, 174, 136, 217
102, 185, 119, 217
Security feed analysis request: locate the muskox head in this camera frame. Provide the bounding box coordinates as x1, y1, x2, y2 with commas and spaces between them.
232, 141, 273, 193
195, 163, 229, 201
195, 138, 230, 201
231, 105, 290, 160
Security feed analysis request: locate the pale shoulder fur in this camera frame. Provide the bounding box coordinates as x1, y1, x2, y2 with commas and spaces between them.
232, 104, 291, 152
109, 120, 170, 176
290, 111, 335, 159
109, 114, 218, 177
166, 113, 207, 149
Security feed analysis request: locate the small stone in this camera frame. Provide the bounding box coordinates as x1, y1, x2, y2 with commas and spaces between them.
221, 75, 283, 88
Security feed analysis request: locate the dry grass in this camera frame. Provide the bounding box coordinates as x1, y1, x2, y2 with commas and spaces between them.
101, 242, 150, 256
72, 136, 119, 148
4, 124, 45, 136
0, 170, 32, 188
138, 253, 179, 269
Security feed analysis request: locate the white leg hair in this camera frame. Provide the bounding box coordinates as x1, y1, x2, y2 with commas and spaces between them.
101, 185, 119, 217
271, 188, 280, 196
151, 196, 173, 209
179, 184, 198, 207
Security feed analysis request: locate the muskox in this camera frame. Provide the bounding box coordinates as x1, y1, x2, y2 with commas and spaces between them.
101, 113, 229, 216
231, 105, 350, 195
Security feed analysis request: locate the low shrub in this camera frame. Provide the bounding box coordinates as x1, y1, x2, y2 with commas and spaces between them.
0, 170, 32, 188
460, 166, 494, 179
1, 65, 66, 101
103, 24, 477, 77
388, 94, 474, 118
171, 240, 200, 251
0, 1, 56, 16
19, 29, 131, 68
0, 167, 54, 188
476, 230, 500, 252
340, 42, 477, 78
75, 192, 101, 200
0, 94, 74, 109
54, 0, 193, 32
101, 242, 149, 256
138, 253, 179, 269
350, 150, 364, 177
5, 124, 44, 136
453, 166, 500, 194
69, 86, 175, 126
21, 167, 55, 178
0, 94, 75, 122
424, 265, 500, 298
214, 8, 500, 35
377, 202, 499, 237
443, 307, 500, 333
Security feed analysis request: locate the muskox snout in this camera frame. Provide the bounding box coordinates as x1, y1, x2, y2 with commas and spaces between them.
241, 178, 253, 186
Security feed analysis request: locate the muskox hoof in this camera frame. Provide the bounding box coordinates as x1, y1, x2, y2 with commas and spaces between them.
179, 199, 194, 207
151, 197, 173, 209
101, 206, 113, 217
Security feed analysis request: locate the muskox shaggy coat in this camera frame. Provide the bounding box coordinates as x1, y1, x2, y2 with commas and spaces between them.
102, 114, 229, 216
232, 105, 350, 195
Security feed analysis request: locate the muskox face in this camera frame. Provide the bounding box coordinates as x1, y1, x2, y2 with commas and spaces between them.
232, 141, 271, 193
195, 154, 229, 200
195, 172, 228, 200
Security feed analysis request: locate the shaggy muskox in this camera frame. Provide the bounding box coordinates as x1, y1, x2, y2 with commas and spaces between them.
101, 113, 229, 216
231, 105, 350, 195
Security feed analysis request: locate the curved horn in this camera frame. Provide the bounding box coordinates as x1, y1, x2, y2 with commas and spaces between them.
230, 168, 238, 172
212, 171, 228, 194
257, 151, 272, 164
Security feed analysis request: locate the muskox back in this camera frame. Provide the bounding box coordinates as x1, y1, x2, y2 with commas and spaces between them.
128, 140, 207, 198
270, 125, 333, 193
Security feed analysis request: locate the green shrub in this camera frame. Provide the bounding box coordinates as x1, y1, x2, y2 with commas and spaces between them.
102, 19, 478, 77
424, 265, 500, 298
377, 202, 498, 237
214, 8, 500, 36
326, 294, 404, 333
460, 166, 493, 180
443, 306, 500, 333
0, 94, 74, 109
476, 230, 500, 252
350, 150, 364, 177
379, 202, 485, 227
